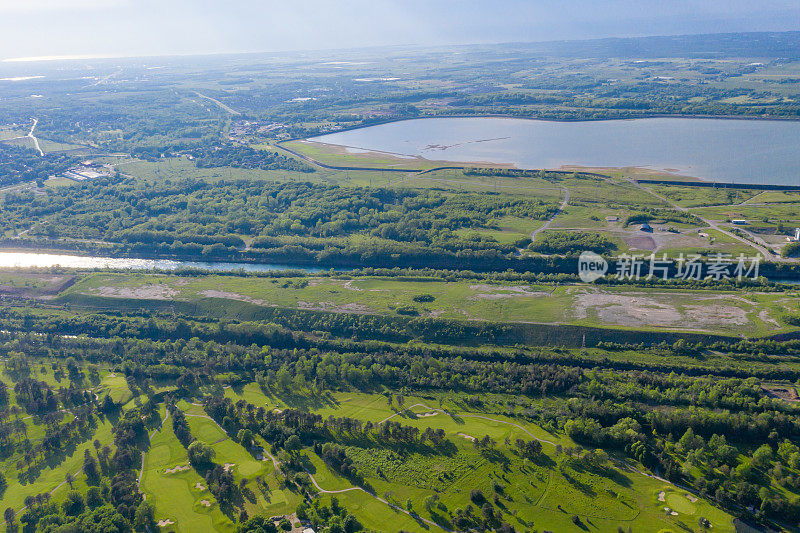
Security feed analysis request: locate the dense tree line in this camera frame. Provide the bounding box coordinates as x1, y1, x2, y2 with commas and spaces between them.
0, 144, 78, 188
186, 144, 314, 172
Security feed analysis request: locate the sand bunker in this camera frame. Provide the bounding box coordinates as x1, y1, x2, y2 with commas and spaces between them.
199, 290, 272, 306
195, 482, 206, 491
223, 463, 235, 473
164, 464, 190, 474
686, 494, 698, 503
415, 411, 439, 418
658, 491, 666, 502
458, 432, 476, 442
157, 519, 175, 526
90, 284, 177, 300
200, 499, 211, 507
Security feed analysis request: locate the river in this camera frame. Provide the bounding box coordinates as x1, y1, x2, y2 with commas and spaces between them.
0, 251, 325, 273
310, 117, 800, 185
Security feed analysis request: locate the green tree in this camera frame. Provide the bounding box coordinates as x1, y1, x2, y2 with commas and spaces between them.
188, 441, 216, 466
134, 501, 155, 532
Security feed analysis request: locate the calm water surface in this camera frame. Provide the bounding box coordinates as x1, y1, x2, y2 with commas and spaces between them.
0, 251, 324, 272
311, 117, 800, 185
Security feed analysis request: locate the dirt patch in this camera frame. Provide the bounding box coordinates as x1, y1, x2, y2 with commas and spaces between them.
164, 464, 190, 474
458, 432, 476, 442
572, 289, 748, 329
90, 284, 178, 300
199, 290, 273, 306
758, 309, 780, 328
684, 304, 748, 327
763, 385, 799, 401
624, 234, 657, 251
342, 280, 362, 291
297, 300, 372, 314
157, 519, 175, 527
469, 284, 549, 300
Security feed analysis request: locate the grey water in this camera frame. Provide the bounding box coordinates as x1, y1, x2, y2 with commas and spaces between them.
311, 117, 800, 185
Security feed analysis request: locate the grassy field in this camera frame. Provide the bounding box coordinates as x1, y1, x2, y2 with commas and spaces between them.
281, 140, 457, 170
141, 411, 236, 532
60, 271, 797, 337
209, 387, 735, 532
0, 128, 26, 141
0, 352, 744, 533
298, 393, 734, 533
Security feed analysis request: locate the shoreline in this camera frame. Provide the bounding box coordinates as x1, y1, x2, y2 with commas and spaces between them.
291, 115, 800, 186
299, 112, 800, 143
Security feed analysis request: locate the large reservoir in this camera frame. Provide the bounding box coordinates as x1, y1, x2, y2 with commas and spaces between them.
310, 117, 800, 185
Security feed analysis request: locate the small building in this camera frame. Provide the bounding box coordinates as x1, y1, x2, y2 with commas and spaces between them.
732, 219, 749, 225
639, 223, 653, 232
795, 228, 800, 241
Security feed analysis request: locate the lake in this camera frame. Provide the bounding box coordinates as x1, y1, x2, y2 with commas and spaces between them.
0, 251, 325, 273
310, 117, 800, 185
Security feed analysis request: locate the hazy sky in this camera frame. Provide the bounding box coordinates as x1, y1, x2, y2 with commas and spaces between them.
1, 0, 799, 61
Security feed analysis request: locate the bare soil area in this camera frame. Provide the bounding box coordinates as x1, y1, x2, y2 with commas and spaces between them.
199, 290, 273, 306
90, 284, 178, 300
469, 284, 550, 300
572, 289, 749, 329
297, 300, 372, 314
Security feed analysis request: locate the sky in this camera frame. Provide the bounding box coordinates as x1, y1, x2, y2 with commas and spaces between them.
0, 0, 799, 61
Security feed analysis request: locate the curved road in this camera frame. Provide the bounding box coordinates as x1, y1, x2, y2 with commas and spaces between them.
304, 468, 452, 532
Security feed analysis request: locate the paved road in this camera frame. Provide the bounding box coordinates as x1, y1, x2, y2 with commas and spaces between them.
632, 179, 779, 261
304, 468, 452, 532
181, 409, 449, 529
27, 118, 43, 156
195, 92, 240, 115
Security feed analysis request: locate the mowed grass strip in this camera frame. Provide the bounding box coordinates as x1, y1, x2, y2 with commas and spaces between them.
140, 418, 235, 532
